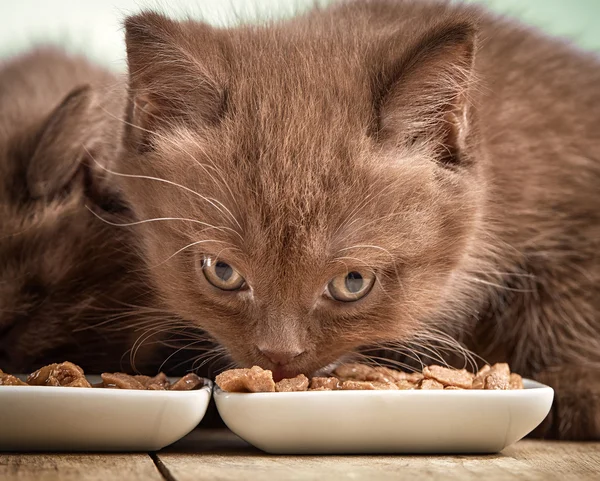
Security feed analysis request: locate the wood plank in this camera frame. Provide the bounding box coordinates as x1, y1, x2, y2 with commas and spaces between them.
503, 441, 600, 480
0, 454, 163, 481
158, 429, 600, 481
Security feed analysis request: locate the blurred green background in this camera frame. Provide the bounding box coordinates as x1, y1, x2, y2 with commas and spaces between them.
0, 0, 598, 71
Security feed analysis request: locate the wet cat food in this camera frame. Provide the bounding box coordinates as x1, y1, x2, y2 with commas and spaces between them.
215, 366, 276, 392
0, 368, 27, 386
215, 363, 524, 392
0, 363, 204, 391
422, 365, 474, 389
309, 377, 341, 391
275, 374, 309, 392
27, 362, 92, 388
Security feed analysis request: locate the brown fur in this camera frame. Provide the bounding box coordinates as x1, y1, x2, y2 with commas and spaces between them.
117, 0, 599, 439
0, 48, 169, 373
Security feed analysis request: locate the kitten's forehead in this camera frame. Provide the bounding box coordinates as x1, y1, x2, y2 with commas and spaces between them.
216, 39, 378, 241
228, 31, 371, 127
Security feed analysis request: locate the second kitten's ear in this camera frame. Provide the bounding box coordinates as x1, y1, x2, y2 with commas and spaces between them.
374, 20, 478, 167
124, 12, 227, 150
27, 85, 114, 200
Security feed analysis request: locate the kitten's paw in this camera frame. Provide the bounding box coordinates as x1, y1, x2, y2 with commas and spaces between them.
529, 366, 600, 440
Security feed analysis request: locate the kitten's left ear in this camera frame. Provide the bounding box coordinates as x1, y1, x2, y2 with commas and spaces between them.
374, 20, 478, 167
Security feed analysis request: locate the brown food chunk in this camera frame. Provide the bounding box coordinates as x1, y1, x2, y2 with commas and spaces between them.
134, 372, 171, 390
0, 373, 27, 386
445, 386, 464, 390
276, 374, 309, 392
133, 375, 151, 385
0, 364, 205, 391
215, 366, 276, 392
405, 372, 424, 383
340, 380, 377, 390
365, 366, 406, 383
371, 381, 399, 390
26, 364, 61, 386
423, 365, 474, 389
101, 372, 145, 390
380, 367, 424, 383
27, 362, 90, 388
484, 363, 511, 390
309, 377, 341, 390
340, 380, 398, 390
510, 373, 524, 390
395, 380, 416, 390
472, 365, 491, 389
66, 377, 93, 388
170, 373, 204, 391
334, 363, 423, 384
419, 379, 444, 390
333, 363, 373, 381
148, 374, 172, 390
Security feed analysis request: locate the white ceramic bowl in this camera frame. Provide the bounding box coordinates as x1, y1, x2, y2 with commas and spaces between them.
0, 376, 211, 451
215, 379, 553, 454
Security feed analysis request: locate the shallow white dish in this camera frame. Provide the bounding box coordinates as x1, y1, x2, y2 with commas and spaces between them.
215, 379, 553, 454
0, 376, 211, 452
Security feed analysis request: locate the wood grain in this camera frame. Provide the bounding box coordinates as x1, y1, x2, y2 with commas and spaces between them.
157, 430, 600, 481
0, 454, 162, 481
1, 430, 598, 481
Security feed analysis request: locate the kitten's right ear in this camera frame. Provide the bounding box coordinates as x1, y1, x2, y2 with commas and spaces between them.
373, 20, 478, 167
27, 85, 110, 200
124, 12, 227, 151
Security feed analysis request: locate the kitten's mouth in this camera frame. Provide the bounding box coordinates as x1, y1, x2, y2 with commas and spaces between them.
272, 366, 298, 382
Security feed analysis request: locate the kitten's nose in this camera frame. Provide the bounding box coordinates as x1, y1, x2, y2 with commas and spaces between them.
258, 347, 304, 366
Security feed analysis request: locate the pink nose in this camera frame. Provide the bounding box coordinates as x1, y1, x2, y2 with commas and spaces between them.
258, 347, 304, 365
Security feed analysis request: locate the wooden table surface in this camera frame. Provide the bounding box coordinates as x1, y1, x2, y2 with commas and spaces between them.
1, 429, 599, 481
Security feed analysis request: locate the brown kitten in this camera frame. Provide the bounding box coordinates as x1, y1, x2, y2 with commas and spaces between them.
0, 48, 173, 373
117, 0, 599, 439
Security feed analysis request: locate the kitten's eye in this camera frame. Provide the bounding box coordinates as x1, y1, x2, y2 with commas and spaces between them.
326, 271, 375, 302
202, 256, 245, 291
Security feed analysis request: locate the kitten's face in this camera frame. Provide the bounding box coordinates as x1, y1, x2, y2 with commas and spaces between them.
0, 77, 137, 372
121, 11, 482, 378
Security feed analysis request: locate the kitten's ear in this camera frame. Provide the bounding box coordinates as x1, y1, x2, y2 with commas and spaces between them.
27, 85, 115, 200
374, 20, 477, 167
124, 12, 227, 151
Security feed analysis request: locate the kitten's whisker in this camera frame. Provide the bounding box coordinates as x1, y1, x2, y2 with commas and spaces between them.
469, 269, 536, 279
149, 239, 235, 269
463, 275, 534, 293
409, 330, 486, 371
167, 349, 219, 373
352, 353, 419, 373
158, 340, 212, 372
77, 314, 186, 332
85, 142, 242, 232
190, 347, 230, 372
359, 343, 425, 369
85, 207, 240, 239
